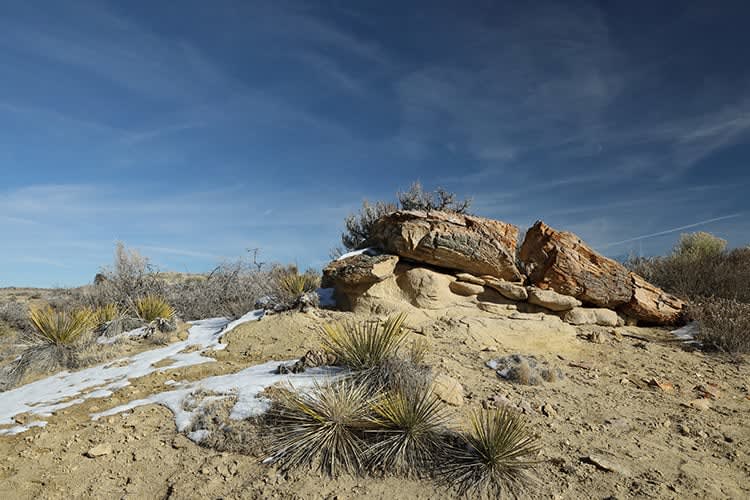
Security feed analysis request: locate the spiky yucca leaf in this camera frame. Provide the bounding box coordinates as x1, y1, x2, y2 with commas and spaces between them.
134, 295, 175, 322
28, 306, 95, 346
265, 381, 376, 475
92, 303, 120, 325
367, 381, 447, 473
321, 313, 409, 373
440, 408, 540, 497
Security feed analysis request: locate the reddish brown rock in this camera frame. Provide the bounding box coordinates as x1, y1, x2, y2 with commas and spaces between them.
367, 210, 523, 281
618, 273, 686, 325
519, 221, 633, 308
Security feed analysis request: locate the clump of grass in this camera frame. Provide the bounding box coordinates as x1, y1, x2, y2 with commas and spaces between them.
264, 381, 376, 475
92, 303, 120, 326
28, 306, 95, 346
321, 313, 408, 375
367, 379, 447, 473
439, 408, 540, 497
134, 295, 175, 322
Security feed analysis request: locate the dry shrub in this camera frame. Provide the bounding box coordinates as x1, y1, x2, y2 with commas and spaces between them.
439, 408, 539, 498
166, 259, 277, 320
689, 298, 750, 354
274, 266, 321, 303
0, 301, 32, 336
490, 354, 563, 386
340, 182, 472, 251
94, 242, 167, 309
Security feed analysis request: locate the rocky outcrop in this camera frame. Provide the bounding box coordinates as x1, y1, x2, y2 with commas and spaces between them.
323, 216, 685, 326
527, 287, 582, 312
519, 221, 632, 308
367, 210, 523, 281
619, 273, 686, 325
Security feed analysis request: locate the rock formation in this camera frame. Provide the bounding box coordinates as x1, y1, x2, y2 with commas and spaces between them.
366, 210, 523, 281
519, 221, 632, 308
322, 214, 686, 326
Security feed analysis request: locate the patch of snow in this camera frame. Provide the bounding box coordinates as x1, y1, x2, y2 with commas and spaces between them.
91, 360, 341, 443
0, 420, 47, 436
671, 322, 701, 345
0, 311, 264, 435
336, 247, 381, 261
317, 288, 336, 308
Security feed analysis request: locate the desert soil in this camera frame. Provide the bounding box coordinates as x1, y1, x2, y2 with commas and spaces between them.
0, 306, 748, 499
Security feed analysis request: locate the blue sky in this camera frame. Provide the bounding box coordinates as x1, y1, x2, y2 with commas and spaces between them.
1, 0, 749, 287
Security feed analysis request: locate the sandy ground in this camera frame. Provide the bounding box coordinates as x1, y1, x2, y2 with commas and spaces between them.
0, 307, 748, 499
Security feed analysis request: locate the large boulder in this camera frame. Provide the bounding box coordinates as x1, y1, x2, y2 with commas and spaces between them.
519, 221, 633, 308
367, 210, 523, 281
397, 267, 458, 309
618, 273, 686, 325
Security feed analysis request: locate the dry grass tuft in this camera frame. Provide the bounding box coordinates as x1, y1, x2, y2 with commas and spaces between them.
439, 408, 540, 498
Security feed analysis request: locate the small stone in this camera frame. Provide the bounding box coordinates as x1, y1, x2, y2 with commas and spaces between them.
686, 398, 711, 411
542, 403, 558, 418
85, 444, 112, 458
678, 423, 691, 436
583, 454, 632, 476
432, 374, 465, 406
172, 435, 192, 449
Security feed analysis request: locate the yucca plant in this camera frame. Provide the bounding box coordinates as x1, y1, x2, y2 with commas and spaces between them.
28, 306, 95, 346
264, 381, 377, 476
277, 270, 320, 298
367, 380, 447, 473
321, 313, 409, 376
439, 408, 540, 497
134, 295, 175, 322
92, 303, 120, 325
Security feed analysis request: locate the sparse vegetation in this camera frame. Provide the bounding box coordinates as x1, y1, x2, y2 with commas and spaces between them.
625, 231, 750, 353
92, 303, 121, 326
340, 182, 472, 251
367, 380, 447, 473
688, 298, 750, 354
134, 295, 175, 322
275, 267, 320, 301
439, 408, 540, 498
28, 306, 95, 346
321, 313, 409, 380
265, 381, 376, 475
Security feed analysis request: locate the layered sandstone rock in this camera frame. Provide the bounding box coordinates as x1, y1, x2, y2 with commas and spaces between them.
367, 210, 523, 281
321, 252, 399, 289
519, 221, 633, 308
527, 287, 582, 312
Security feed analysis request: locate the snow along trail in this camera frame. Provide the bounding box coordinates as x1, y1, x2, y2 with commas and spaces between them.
91, 361, 341, 443
0, 310, 264, 435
